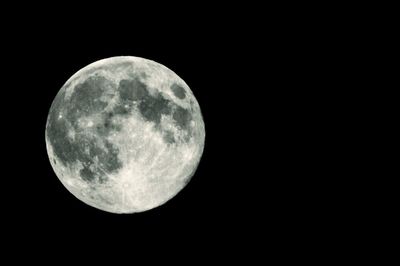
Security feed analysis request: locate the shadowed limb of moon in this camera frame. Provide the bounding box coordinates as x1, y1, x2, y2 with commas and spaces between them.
45, 56, 205, 214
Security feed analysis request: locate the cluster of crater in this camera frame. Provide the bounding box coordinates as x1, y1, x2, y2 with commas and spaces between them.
46, 74, 193, 184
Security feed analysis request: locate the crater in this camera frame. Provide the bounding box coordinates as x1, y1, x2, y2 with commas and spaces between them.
170, 83, 186, 99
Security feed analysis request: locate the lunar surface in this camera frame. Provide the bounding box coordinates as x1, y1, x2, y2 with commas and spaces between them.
45, 56, 205, 214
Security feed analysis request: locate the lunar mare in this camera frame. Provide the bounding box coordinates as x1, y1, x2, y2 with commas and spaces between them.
45, 56, 205, 213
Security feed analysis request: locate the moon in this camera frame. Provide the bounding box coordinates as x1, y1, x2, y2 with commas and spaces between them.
45, 56, 205, 214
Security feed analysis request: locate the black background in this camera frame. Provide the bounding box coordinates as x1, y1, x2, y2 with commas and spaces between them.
1, 3, 351, 261
2, 9, 266, 255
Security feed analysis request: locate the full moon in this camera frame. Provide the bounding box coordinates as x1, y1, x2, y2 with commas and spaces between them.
45, 56, 205, 214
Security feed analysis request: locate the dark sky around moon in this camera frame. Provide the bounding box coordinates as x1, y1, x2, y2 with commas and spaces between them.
4, 33, 254, 225
0, 5, 342, 260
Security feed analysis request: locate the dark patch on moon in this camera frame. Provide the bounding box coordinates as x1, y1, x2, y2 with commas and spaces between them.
116, 77, 193, 135
118, 79, 148, 101
65, 75, 110, 126
48, 125, 122, 183
102, 141, 122, 170
77, 138, 122, 183
162, 130, 176, 144
170, 83, 186, 99
113, 103, 131, 116
96, 111, 122, 136
47, 76, 124, 184
80, 166, 96, 183
47, 114, 77, 165
172, 106, 192, 131
117, 77, 172, 125
115, 76, 195, 144
138, 94, 171, 124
